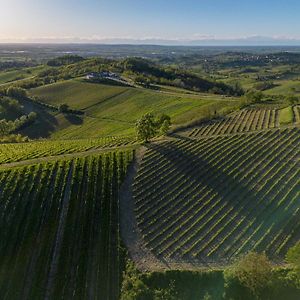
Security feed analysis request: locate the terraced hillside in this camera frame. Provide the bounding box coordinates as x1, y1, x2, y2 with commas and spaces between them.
189, 108, 280, 138
133, 127, 300, 266
0, 136, 135, 164
0, 151, 133, 299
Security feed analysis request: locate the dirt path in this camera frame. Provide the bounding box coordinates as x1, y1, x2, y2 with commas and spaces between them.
119, 145, 233, 271
44, 163, 73, 300
119, 147, 170, 271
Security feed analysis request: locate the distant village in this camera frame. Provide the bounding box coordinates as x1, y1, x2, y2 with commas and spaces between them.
86, 71, 120, 80
86, 71, 134, 87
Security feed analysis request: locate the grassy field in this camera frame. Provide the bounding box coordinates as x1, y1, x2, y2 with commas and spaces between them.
0, 151, 133, 299
134, 127, 300, 264
279, 106, 294, 125
0, 66, 45, 85
27, 80, 241, 139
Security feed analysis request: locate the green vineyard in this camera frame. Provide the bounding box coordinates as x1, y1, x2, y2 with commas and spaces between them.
0, 136, 135, 164
133, 128, 300, 264
189, 108, 281, 138
0, 150, 133, 299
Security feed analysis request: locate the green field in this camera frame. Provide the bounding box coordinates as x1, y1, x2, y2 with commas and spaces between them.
0, 151, 133, 299
0, 136, 136, 164
188, 108, 279, 138
134, 128, 300, 264
0, 66, 45, 85
1, 49, 300, 299
279, 106, 294, 125
27, 80, 240, 139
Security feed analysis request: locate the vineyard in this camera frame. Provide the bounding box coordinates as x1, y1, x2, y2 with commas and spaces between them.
133, 127, 300, 265
188, 108, 288, 138
0, 136, 135, 164
0, 150, 133, 299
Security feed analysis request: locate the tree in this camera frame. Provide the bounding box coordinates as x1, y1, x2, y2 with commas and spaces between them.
224, 252, 273, 297
58, 103, 70, 113
244, 90, 264, 104
6, 87, 27, 99
135, 113, 157, 142
286, 241, 300, 286
121, 261, 152, 300
157, 114, 171, 135
285, 95, 299, 105
135, 113, 171, 142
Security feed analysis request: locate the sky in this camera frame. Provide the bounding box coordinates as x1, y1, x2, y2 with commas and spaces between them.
0, 0, 300, 44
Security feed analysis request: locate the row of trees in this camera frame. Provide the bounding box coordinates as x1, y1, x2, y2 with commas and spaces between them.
123, 57, 244, 96
121, 242, 300, 299
0, 112, 37, 136
244, 90, 300, 105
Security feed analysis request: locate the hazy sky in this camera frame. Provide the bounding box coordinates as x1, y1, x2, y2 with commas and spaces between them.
0, 0, 299, 43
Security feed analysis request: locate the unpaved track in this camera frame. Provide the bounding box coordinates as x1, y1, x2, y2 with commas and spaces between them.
119, 147, 169, 271
119, 145, 231, 271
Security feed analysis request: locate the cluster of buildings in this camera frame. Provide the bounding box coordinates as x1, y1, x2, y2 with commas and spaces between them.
86, 71, 119, 80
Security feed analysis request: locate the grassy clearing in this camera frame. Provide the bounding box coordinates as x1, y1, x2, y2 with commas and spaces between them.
279, 106, 294, 125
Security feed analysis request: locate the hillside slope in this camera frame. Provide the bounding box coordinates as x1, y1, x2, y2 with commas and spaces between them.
27, 80, 240, 139
132, 127, 300, 268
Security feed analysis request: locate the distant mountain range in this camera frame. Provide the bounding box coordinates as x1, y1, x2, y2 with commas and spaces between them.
1, 36, 300, 46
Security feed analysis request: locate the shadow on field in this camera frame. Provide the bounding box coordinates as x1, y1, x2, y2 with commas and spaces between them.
19, 109, 59, 139
64, 113, 83, 125
142, 137, 292, 262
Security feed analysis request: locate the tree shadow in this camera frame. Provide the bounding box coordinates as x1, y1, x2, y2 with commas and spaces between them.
63, 113, 83, 125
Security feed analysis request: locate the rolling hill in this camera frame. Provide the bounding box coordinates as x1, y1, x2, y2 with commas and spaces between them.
26, 79, 240, 139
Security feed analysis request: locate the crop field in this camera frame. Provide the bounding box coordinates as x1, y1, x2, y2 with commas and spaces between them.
189, 108, 280, 138
293, 105, 300, 123
0, 66, 45, 85
0, 136, 135, 164
133, 127, 300, 264
0, 150, 133, 299
28, 80, 241, 139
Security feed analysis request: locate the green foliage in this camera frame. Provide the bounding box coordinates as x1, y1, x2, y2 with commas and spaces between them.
244, 90, 264, 104
121, 261, 152, 300
0, 151, 134, 299
135, 113, 157, 142
134, 128, 300, 264
47, 55, 85, 67
58, 103, 70, 113
286, 95, 299, 105
0, 136, 136, 164
0, 112, 37, 136
224, 252, 273, 297
135, 113, 171, 141
6, 86, 27, 99
279, 106, 294, 124
287, 241, 300, 286
122, 57, 243, 96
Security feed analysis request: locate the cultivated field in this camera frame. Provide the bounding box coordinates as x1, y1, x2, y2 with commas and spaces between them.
0, 151, 133, 299
28, 80, 240, 139
0, 136, 135, 164
133, 127, 300, 266
188, 107, 299, 138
